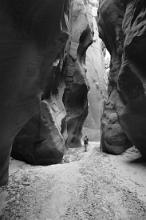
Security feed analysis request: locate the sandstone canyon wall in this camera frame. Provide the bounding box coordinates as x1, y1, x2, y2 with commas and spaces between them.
0, 0, 70, 186
118, 0, 146, 159
98, 0, 146, 159
12, 62, 66, 165
84, 1, 107, 140
98, 0, 132, 155
62, 0, 93, 148
11, 0, 98, 163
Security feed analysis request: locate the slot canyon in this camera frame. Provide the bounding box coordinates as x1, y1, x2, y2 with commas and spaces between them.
0, 0, 146, 219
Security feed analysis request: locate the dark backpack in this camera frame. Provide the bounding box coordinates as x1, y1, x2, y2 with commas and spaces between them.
84, 137, 88, 145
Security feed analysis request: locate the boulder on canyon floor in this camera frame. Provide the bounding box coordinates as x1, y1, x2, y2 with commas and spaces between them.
12, 99, 65, 165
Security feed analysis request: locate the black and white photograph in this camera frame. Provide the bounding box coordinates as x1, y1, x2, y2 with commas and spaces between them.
0, 0, 146, 219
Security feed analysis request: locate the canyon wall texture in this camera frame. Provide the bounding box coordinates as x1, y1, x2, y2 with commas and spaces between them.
84, 2, 107, 140
118, 0, 146, 159
98, 0, 132, 155
98, 0, 146, 158
11, 0, 95, 164
12, 63, 66, 165
62, 0, 93, 148
0, 0, 70, 186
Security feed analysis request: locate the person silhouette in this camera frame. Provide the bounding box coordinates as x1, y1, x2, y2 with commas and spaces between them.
84, 136, 89, 152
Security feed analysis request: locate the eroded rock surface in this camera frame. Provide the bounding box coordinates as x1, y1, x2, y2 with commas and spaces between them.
98, 0, 132, 155
118, 0, 146, 159
11, 59, 66, 165
11, 0, 94, 164
85, 6, 107, 140
98, 0, 146, 158
61, 0, 94, 148
0, 0, 70, 186
12, 99, 65, 165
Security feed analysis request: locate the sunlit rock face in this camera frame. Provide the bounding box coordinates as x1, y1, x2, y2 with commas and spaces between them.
118, 0, 146, 159
63, 0, 107, 145
84, 2, 107, 141
98, 0, 132, 154
62, 0, 94, 148
62, 56, 89, 148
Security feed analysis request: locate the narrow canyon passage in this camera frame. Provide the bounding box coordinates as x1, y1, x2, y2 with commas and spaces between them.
0, 143, 146, 220
0, 0, 146, 219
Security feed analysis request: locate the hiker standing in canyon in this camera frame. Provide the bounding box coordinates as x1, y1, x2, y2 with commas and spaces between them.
84, 136, 89, 152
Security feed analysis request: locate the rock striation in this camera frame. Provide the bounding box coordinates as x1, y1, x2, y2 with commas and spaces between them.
118, 0, 146, 159
98, 0, 132, 155
59, 0, 94, 148
98, 0, 146, 158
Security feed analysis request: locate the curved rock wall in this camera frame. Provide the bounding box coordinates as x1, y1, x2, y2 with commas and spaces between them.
98, 0, 132, 155
84, 3, 107, 141
98, 0, 146, 158
62, 56, 89, 148
61, 0, 94, 148
118, 0, 146, 159
11, 0, 94, 163
12, 100, 65, 165
0, 0, 70, 186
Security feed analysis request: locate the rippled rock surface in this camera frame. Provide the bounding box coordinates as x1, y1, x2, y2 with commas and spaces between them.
98, 0, 132, 155
98, 0, 146, 158
118, 0, 146, 159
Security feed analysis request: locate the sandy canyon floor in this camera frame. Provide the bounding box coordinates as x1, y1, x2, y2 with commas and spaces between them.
0, 142, 146, 220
